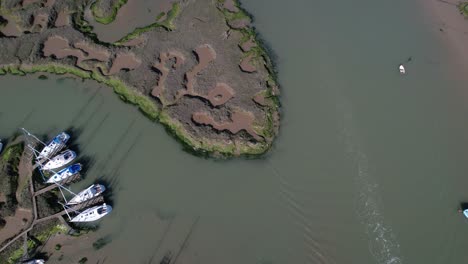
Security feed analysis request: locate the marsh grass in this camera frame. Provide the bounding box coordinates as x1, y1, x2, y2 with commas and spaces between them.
91, 0, 129, 25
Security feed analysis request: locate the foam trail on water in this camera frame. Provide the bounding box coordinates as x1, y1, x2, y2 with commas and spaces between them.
339, 101, 403, 264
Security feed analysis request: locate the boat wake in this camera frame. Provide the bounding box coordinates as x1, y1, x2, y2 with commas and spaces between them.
340, 103, 403, 264
268, 161, 333, 264
352, 149, 402, 264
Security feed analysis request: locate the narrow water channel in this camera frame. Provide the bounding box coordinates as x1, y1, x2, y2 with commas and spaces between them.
2, 0, 468, 263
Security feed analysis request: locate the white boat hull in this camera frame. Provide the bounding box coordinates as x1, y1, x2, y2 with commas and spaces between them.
464, 209, 468, 219
399, 64, 406, 74
67, 184, 106, 205
37, 132, 70, 160
46, 163, 82, 183
23, 260, 45, 264
42, 150, 76, 170
70, 203, 112, 222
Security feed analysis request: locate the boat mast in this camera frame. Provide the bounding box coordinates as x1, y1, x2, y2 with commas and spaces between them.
57, 186, 70, 205
24, 138, 67, 183
36, 153, 80, 197
21, 128, 43, 161
20, 128, 46, 146
57, 202, 74, 221
24, 144, 49, 182
54, 181, 78, 197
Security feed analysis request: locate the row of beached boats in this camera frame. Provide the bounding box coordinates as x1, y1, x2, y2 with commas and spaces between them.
24, 129, 112, 223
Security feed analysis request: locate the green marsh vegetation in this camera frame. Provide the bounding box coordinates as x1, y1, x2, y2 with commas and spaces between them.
114, 2, 180, 45
459, 2, 468, 17
91, 0, 129, 25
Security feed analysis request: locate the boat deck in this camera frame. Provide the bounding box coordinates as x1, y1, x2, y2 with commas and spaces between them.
35, 143, 66, 165
34, 173, 82, 196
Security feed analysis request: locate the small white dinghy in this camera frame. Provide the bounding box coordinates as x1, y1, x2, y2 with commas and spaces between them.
46, 163, 82, 183
37, 132, 70, 160
42, 150, 76, 170
399, 64, 406, 74
67, 184, 106, 205
70, 203, 112, 222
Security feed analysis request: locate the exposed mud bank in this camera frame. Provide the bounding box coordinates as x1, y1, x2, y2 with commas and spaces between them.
0, 0, 280, 157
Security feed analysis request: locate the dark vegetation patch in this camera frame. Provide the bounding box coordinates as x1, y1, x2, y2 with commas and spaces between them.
0, 142, 24, 218
92, 236, 111, 250
459, 2, 468, 17
36, 191, 63, 218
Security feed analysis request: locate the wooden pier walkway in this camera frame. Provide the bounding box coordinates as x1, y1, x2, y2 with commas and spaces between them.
21, 233, 28, 260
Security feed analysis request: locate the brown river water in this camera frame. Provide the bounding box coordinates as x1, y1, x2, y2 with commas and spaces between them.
2, 0, 468, 263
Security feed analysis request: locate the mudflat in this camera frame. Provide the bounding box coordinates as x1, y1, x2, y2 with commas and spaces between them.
0, 0, 280, 157
421, 0, 468, 73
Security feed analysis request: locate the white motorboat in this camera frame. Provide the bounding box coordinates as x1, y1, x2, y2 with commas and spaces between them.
37, 132, 70, 160
22, 259, 45, 264
67, 184, 106, 205
463, 209, 468, 219
46, 163, 82, 183
70, 203, 112, 222
0, 139, 3, 154
42, 150, 76, 170
399, 64, 406, 74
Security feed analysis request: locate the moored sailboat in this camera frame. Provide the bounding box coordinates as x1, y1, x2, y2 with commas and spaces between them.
42, 150, 76, 170
67, 184, 106, 205
46, 163, 82, 183
70, 203, 112, 222
37, 132, 70, 160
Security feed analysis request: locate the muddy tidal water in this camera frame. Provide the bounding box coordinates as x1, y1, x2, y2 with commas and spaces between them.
3, 0, 468, 263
